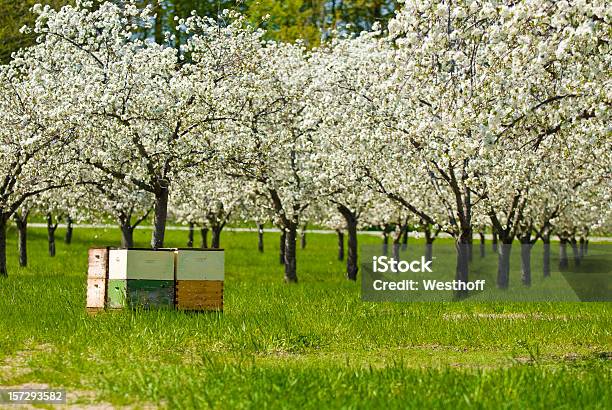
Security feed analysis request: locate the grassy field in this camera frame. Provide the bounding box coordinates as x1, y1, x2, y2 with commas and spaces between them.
0, 226, 610, 409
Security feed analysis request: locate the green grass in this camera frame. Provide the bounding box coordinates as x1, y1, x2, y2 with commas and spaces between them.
0, 226, 610, 409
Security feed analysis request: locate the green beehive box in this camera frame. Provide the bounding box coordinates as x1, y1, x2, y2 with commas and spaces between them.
127, 279, 174, 309
107, 279, 127, 309
107, 279, 174, 309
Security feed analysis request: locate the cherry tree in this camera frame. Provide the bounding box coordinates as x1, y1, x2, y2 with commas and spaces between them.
0, 61, 74, 276
211, 40, 321, 283
26, 2, 267, 248
312, 0, 610, 290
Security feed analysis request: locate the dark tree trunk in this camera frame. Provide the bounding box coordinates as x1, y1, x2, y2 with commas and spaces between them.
479, 232, 485, 258
401, 225, 409, 251
455, 232, 470, 299
570, 237, 580, 267
64, 216, 73, 244
497, 241, 512, 289
211, 225, 222, 249
559, 238, 569, 270
382, 229, 389, 256
338, 205, 358, 280
467, 231, 473, 262
336, 229, 344, 261
284, 224, 298, 283
300, 224, 307, 249
542, 234, 551, 277
200, 227, 209, 249
346, 219, 358, 281
46, 214, 57, 257
520, 235, 532, 286
579, 237, 585, 259
492, 228, 498, 253
392, 225, 402, 261
14, 213, 28, 267
151, 185, 169, 249
120, 224, 134, 248
257, 224, 264, 253
585, 239, 589, 256
279, 230, 286, 265
424, 226, 435, 262
187, 222, 195, 248
0, 216, 7, 277
425, 241, 433, 263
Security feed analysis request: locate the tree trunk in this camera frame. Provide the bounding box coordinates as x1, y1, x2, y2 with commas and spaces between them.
284, 224, 298, 283
520, 236, 532, 286
64, 216, 73, 244
579, 237, 585, 259
187, 222, 195, 248
336, 229, 344, 261
492, 228, 498, 253
279, 230, 286, 265
585, 240, 589, 256
151, 185, 169, 249
120, 224, 134, 248
14, 213, 28, 267
559, 238, 569, 270
257, 224, 264, 253
338, 205, 358, 280
455, 233, 470, 299
382, 229, 389, 256
479, 232, 485, 258
211, 225, 222, 249
0, 216, 7, 277
200, 227, 209, 249
542, 234, 551, 277
46, 214, 57, 257
346, 218, 358, 281
497, 242, 512, 289
570, 237, 580, 267
392, 241, 401, 262
424, 226, 435, 262
401, 225, 409, 251
467, 231, 473, 262
300, 224, 307, 249
425, 240, 433, 263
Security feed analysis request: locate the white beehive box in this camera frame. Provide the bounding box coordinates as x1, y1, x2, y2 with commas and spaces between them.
86, 278, 106, 308
175, 249, 224, 281
108, 249, 175, 280
87, 248, 108, 279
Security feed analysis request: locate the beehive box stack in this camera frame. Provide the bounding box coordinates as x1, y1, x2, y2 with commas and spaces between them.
175, 249, 224, 311
107, 249, 175, 309
86, 248, 109, 312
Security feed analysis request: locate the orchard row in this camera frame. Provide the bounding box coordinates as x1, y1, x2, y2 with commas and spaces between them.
0, 1, 610, 283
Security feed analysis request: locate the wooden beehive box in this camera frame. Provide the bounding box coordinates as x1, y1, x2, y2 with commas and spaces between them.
176, 280, 223, 311
175, 249, 224, 311
107, 249, 175, 309
86, 248, 109, 311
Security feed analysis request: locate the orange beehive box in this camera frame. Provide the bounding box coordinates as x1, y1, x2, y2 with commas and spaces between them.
175, 280, 223, 311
